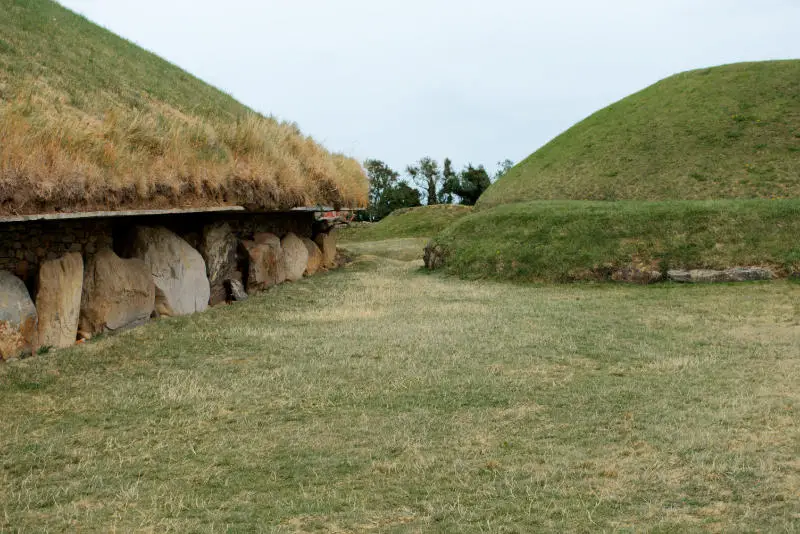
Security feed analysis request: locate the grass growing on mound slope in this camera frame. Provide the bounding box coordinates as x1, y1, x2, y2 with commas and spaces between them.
340, 204, 472, 242
431, 199, 800, 282
478, 60, 800, 208
1, 258, 798, 531
0, 0, 367, 215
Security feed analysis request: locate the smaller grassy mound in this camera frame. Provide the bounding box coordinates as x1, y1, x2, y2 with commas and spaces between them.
340, 205, 472, 242
430, 200, 800, 282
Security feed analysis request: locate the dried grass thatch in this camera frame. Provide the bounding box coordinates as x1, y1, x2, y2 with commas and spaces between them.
0, 0, 368, 216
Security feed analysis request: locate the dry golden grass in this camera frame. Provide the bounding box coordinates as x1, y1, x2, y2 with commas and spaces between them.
0, 0, 367, 215
1, 241, 798, 531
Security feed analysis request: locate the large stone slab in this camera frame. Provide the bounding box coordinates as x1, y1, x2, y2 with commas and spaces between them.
612, 266, 663, 284
314, 230, 337, 269
668, 267, 774, 283
282, 233, 309, 282
128, 226, 210, 316
303, 238, 323, 276
242, 235, 286, 293
200, 222, 239, 305
79, 249, 155, 335
36, 252, 83, 349
0, 271, 37, 359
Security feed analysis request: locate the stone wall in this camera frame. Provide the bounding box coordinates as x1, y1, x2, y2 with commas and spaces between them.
0, 219, 114, 287
0, 211, 316, 291
0, 210, 332, 360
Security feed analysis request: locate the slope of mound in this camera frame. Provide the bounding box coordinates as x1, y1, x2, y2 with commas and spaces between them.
0, 0, 367, 215
341, 205, 473, 242
478, 61, 800, 208
429, 200, 800, 282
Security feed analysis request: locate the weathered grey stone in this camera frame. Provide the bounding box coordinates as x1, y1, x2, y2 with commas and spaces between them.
226, 279, 248, 302
668, 267, 774, 283
200, 222, 239, 305
724, 267, 774, 282
79, 249, 155, 335
281, 232, 309, 282
423, 242, 447, 270
127, 226, 210, 316
36, 253, 83, 349
0, 271, 37, 359
612, 267, 663, 284
242, 237, 286, 293
314, 230, 337, 268
303, 238, 323, 276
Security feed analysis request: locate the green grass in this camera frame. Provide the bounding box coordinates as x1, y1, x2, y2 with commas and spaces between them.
478, 60, 800, 208
0, 0, 247, 119
340, 237, 429, 262
1, 253, 798, 531
429, 199, 800, 282
339, 205, 473, 243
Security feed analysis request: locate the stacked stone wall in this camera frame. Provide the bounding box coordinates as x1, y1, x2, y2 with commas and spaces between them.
0, 211, 316, 291
0, 210, 331, 360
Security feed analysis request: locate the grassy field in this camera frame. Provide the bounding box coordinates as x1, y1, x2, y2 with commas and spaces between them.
0, 0, 367, 215
428, 199, 800, 282
340, 205, 473, 243
478, 60, 800, 208
1, 242, 798, 532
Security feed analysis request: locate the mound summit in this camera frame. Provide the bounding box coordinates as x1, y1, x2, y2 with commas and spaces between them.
479, 60, 800, 208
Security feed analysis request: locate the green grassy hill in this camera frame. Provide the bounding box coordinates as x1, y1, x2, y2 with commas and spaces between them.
478, 61, 800, 209
429, 200, 800, 282
0, 0, 367, 215
340, 205, 473, 242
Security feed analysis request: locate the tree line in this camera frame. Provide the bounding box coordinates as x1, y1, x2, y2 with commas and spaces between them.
362, 157, 514, 221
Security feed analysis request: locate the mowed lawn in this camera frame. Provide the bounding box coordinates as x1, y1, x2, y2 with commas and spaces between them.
1, 244, 799, 532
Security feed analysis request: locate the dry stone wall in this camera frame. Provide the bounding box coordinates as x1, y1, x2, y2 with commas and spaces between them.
0, 210, 338, 360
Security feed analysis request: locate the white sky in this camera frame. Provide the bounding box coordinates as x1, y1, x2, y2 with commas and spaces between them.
60, 0, 800, 175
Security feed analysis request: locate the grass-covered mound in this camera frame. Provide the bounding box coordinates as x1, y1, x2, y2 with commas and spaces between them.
340, 204, 472, 242
478, 61, 800, 209
429, 200, 800, 282
0, 0, 367, 215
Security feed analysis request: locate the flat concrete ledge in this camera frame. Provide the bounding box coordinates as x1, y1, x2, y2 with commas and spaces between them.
0, 205, 360, 224
0, 206, 246, 223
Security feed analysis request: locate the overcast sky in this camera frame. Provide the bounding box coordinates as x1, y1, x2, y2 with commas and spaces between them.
61, 0, 800, 175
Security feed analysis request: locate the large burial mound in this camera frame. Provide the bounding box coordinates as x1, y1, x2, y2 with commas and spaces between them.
0, 0, 368, 216
478, 60, 800, 209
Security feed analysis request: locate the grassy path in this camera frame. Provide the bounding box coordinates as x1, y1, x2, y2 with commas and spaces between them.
2, 249, 799, 532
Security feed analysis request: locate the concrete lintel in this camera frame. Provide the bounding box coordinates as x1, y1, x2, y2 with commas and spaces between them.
0, 206, 247, 223
0, 205, 360, 224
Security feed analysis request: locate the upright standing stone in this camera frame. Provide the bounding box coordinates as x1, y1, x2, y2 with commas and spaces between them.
36, 253, 83, 349
199, 222, 240, 305
281, 233, 309, 282
242, 234, 286, 293
0, 271, 38, 359
314, 230, 337, 269
79, 249, 155, 334
128, 227, 210, 316
303, 238, 323, 276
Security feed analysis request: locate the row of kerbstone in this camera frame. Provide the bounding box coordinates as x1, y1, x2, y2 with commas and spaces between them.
0, 223, 336, 360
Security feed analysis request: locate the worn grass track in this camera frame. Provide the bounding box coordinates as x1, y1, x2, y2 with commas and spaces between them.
1, 246, 799, 532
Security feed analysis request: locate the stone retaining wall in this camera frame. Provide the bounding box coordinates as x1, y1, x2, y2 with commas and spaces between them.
0, 211, 316, 291
0, 210, 334, 360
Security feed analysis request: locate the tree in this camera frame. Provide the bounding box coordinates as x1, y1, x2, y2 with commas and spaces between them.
382, 182, 421, 213
440, 158, 458, 204
406, 157, 442, 206
495, 159, 515, 181
363, 159, 399, 221
453, 164, 492, 205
